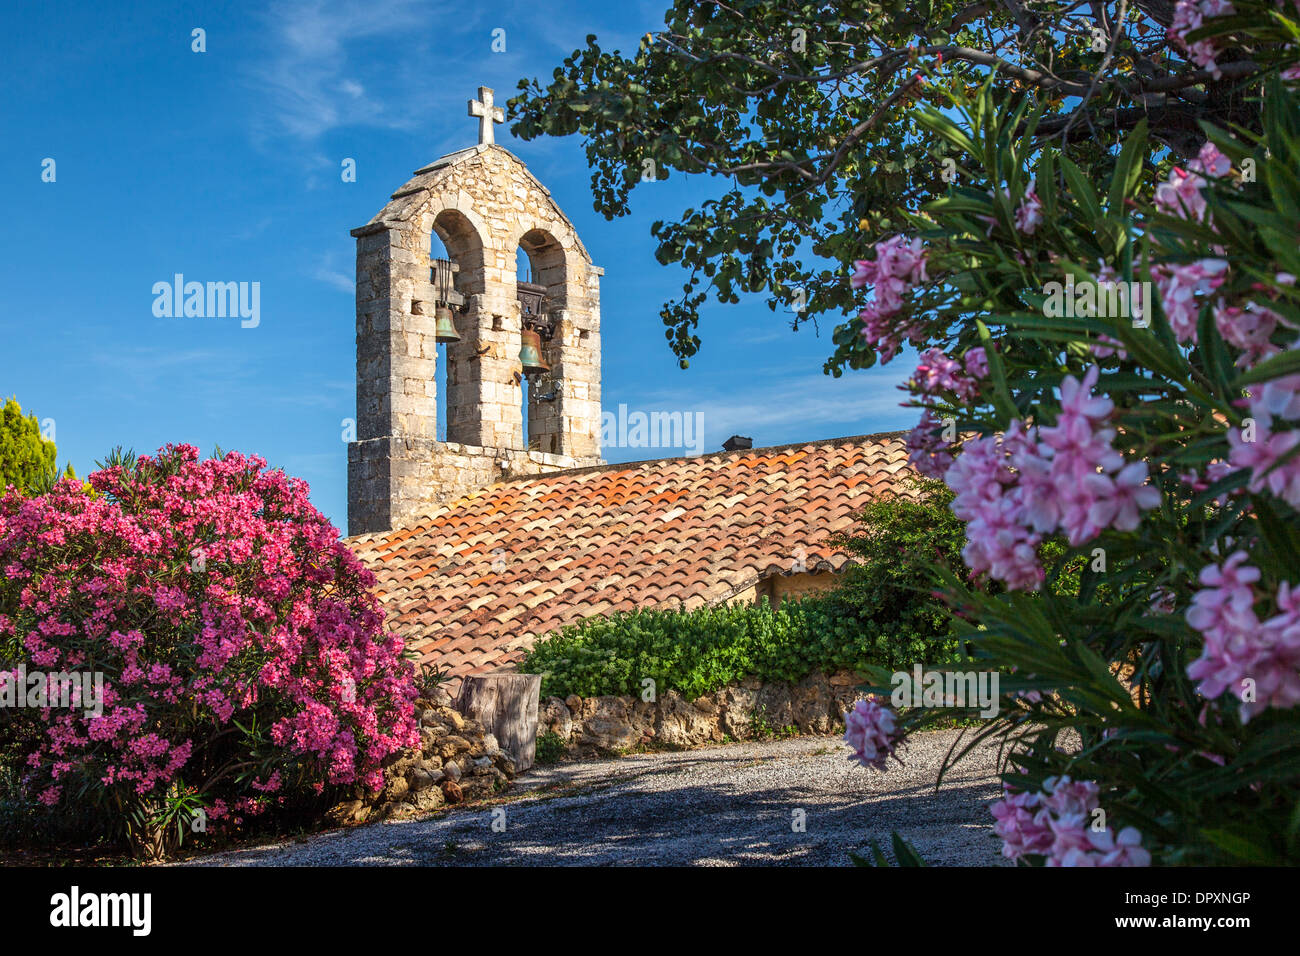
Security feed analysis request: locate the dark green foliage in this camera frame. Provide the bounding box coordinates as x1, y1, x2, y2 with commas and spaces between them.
534, 732, 567, 765
810, 478, 969, 671
507, 1, 1271, 372
522, 484, 968, 698
522, 598, 807, 700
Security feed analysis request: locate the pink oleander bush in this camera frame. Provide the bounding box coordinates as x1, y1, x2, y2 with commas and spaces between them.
841, 12, 1300, 865
0, 444, 418, 856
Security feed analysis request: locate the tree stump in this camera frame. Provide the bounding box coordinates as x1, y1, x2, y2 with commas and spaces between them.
457, 673, 542, 771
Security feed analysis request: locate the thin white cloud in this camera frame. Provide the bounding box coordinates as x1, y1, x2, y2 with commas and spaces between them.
88, 347, 242, 373
314, 264, 354, 293
249, 0, 448, 141
246, 0, 646, 146
608, 369, 914, 454
230, 216, 274, 241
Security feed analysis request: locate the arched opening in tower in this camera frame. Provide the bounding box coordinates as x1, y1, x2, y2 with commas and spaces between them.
429, 210, 484, 446
431, 230, 454, 442
515, 245, 535, 449
515, 230, 565, 454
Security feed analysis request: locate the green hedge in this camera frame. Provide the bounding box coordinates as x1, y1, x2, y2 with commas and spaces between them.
522, 480, 972, 699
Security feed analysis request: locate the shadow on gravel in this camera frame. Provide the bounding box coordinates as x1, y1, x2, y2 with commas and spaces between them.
197, 774, 1002, 867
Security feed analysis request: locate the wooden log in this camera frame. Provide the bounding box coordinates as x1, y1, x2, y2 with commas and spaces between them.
456, 673, 542, 772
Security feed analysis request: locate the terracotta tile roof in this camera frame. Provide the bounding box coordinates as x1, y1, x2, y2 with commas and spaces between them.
346, 432, 917, 683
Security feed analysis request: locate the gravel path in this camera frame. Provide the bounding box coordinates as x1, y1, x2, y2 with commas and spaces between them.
182, 729, 1007, 866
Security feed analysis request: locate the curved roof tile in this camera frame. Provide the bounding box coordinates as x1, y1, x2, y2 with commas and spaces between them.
346, 431, 916, 681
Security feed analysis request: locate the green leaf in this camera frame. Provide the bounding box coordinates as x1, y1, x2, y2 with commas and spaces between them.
1060, 156, 1102, 225
976, 319, 1019, 422
1235, 347, 1300, 385
1198, 828, 1282, 865
1108, 119, 1148, 213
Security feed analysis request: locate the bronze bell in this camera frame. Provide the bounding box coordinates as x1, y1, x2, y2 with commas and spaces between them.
519, 328, 550, 375
434, 305, 460, 344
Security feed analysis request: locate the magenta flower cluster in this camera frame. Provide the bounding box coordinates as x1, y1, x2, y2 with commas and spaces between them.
945, 366, 1161, 590
1186, 552, 1300, 720
843, 696, 902, 770
991, 776, 1151, 866
0, 444, 419, 813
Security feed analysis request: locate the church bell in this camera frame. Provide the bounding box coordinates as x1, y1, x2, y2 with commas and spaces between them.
434, 305, 461, 344
519, 329, 549, 375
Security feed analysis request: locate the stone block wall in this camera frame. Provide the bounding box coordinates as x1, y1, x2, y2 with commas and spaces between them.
348, 436, 598, 536
348, 144, 604, 536
536, 671, 868, 757
329, 687, 518, 826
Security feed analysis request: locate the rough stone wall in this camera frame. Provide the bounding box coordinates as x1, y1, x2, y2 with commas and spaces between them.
348, 144, 602, 536
765, 571, 840, 603
537, 671, 868, 757
724, 571, 842, 607
329, 686, 518, 826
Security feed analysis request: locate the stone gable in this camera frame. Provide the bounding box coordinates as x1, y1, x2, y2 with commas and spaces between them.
349, 138, 603, 535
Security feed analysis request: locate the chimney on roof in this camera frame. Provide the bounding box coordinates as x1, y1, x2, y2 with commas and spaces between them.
722, 435, 753, 452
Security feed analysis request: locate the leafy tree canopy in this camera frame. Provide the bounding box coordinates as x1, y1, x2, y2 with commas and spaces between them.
510, 0, 1287, 372
0, 397, 72, 495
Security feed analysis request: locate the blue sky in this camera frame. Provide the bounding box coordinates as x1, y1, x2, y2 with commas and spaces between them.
0, 0, 917, 529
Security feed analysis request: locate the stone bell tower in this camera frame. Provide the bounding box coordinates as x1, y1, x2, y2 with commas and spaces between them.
347, 86, 603, 536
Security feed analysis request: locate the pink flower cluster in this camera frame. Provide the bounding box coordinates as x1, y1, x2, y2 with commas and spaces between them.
905, 408, 956, 479
1154, 142, 1230, 224
1148, 144, 1288, 357
1152, 258, 1228, 343
852, 234, 929, 362
1015, 181, 1044, 235
903, 349, 987, 476
843, 696, 902, 770
991, 776, 1151, 866
1228, 370, 1300, 506
946, 424, 1047, 590
909, 347, 980, 402
0, 444, 420, 814
1186, 552, 1300, 720
978, 181, 1043, 237
945, 367, 1161, 590
1168, 0, 1236, 79
1215, 302, 1282, 366
1189, 141, 1232, 179
1155, 166, 1210, 222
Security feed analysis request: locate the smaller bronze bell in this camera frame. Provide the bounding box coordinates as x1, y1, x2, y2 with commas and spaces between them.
434, 306, 460, 344
519, 329, 549, 375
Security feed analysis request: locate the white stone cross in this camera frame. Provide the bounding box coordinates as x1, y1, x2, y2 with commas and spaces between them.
467, 86, 504, 145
